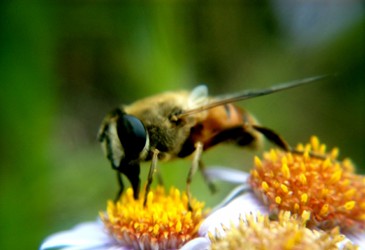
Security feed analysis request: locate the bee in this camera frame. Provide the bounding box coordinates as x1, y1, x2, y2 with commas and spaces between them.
98, 75, 328, 209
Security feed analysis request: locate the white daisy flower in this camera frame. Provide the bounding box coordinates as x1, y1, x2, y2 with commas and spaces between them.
191, 136, 365, 249
40, 186, 207, 250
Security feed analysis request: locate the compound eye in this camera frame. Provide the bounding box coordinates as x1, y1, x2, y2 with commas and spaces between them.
116, 114, 148, 160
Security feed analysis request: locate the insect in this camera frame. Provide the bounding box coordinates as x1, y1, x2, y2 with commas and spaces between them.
98, 75, 328, 209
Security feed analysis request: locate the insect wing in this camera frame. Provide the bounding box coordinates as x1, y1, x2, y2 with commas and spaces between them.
188, 85, 209, 109
179, 74, 330, 118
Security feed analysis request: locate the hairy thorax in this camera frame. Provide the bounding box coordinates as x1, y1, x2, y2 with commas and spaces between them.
124, 91, 206, 161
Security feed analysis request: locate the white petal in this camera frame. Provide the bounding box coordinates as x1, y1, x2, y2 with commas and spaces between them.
62, 246, 129, 250
211, 184, 249, 212
345, 232, 365, 250
205, 167, 249, 184
179, 237, 210, 250
40, 221, 118, 250
199, 191, 268, 237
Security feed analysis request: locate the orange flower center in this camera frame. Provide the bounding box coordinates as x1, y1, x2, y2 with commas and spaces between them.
249, 136, 365, 231
100, 186, 206, 249
210, 211, 356, 250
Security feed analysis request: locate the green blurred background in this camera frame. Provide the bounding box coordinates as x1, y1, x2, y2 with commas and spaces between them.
0, 1, 364, 249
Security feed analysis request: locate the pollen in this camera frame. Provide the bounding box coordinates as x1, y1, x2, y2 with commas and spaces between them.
254, 156, 262, 168
275, 196, 282, 204
280, 184, 289, 193
209, 211, 357, 250
344, 201, 356, 211
299, 173, 307, 185
100, 186, 206, 249
301, 193, 308, 203
249, 136, 365, 232
282, 163, 291, 178
320, 204, 329, 217
261, 181, 269, 191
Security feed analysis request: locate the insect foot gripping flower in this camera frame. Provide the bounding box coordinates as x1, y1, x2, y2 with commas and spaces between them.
40, 186, 207, 250
249, 136, 365, 232
209, 211, 357, 250
100, 186, 207, 250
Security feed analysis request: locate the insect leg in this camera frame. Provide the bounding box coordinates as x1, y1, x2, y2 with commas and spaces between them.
186, 142, 203, 211
156, 168, 164, 186
252, 125, 327, 160
143, 149, 159, 207
198, 160, 217, 194
252, 125, 291, 151
115, 172, 124, 202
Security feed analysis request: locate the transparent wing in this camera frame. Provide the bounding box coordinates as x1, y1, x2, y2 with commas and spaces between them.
188, 85, 209, 109
179, 74, 331, 118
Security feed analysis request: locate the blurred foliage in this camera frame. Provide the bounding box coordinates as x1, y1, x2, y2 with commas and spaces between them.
0, 1, 364, 249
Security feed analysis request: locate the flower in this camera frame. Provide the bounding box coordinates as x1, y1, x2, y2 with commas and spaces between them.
40, 136, 365, 249
101, 186, 206, 249
40, 186, 207, 250
187, 192, 360, 250
209, 211, 357, 250
202, 136, 365, 249
249, 136, 365, 231
199, 190, 269, 237
40, 221, 118, 250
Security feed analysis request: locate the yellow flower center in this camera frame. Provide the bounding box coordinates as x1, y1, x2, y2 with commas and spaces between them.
210, 211, 357, 250
249, 136, 365, 231
100, 186, 206, 249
